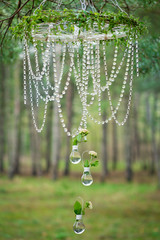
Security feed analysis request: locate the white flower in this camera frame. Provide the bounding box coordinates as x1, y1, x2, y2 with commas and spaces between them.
89, 151, 97, 158
87, 201, 93, 209
79, 129, 89, 136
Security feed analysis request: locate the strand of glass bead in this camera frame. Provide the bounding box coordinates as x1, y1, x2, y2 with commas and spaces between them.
23, 41, 27, 105
135, 34, 139, 77
106, 40, 132, 121
112, 40, 134, 125
87, 40, 132, 125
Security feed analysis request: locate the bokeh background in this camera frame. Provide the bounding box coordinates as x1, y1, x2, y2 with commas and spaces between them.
0, 0, 160, 239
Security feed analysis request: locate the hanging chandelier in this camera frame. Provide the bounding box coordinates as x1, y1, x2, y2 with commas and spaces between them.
12, 0, 145, 136
11, 0, 146, 234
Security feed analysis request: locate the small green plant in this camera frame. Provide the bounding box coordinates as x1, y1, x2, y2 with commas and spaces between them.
73, 198, 92, 234
74, 200, 93, 215
70, 129, 89, 164
84, 151, 99, 168
72, 129, 89, 146
81, 151, 98, 186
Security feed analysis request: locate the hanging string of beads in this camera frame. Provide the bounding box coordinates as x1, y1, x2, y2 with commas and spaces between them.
23, 24, 139, 133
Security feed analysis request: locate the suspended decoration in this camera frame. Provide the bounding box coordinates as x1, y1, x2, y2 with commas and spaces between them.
73, 197, 93, 234
70, 129, 89, 164
12, 0, 145, 135
12, 0, 146, 234
81, 151, 98, 186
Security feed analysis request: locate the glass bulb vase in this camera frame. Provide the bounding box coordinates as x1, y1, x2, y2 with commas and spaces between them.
73, 215, 85, 234
70, 145, 81, 164
81, 167, 93, 186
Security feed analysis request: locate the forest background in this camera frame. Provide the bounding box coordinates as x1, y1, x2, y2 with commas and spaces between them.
0, 1, 160, 240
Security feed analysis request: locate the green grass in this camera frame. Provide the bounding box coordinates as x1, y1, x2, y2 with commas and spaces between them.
0, 176, 160, 240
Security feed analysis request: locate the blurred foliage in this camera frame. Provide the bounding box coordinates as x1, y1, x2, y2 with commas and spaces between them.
139, 37, 160, 74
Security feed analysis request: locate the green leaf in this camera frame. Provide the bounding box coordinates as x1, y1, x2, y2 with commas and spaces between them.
85, 202, 90, 208
72, 137, 77, 145
60, 24, 64, 30
77, 134, 82, 142
74, 201, 82, 215
91, 160, 99, 167
84, 159, 89, 167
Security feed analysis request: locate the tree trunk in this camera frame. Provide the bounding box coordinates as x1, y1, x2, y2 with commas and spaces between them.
8, 61, 21, 179
141, 94, 150, 170
0, 59, 6, 173
14, 64, 23, 174
145, 93, 154, 173
125, 115, 133, 182
149, 94, 156, 175
112, 120, 118, 170
45, 103, 53, 173
133, 94, 141, 161
101, 111, 108, 182
14, 120, 21, 174
151, 93, 160, 188
29, 111, 41, 176
64, 82, 74, 176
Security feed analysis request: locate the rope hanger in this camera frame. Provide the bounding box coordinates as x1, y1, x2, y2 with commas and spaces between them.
34, 0, 126, 13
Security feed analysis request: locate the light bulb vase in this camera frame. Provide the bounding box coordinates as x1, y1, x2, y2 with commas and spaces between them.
70, 145, 81, 164
73, 215, 85, 234
81, 167, 93, 186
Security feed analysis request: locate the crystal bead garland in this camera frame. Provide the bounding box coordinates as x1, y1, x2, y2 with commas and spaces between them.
23, 28, 139, 134
112, 40, 134, 126
23, 42, 27, 105
32, 33, 51, 102
135, 34, 139, 77
110, 45, 118, 83
102, 41, 128, 91
33, 32, 39, 107
25, 36, 49, 133
81, 41, 88, 129
24, 33, 50, 132
107, 40, 132, 120
56, 46, 74, 137
59, 44, 72, 99
86, 40, 130, 125
86, 43, 96, 107
96, 42, 102, 117
102, 41, 109, 91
